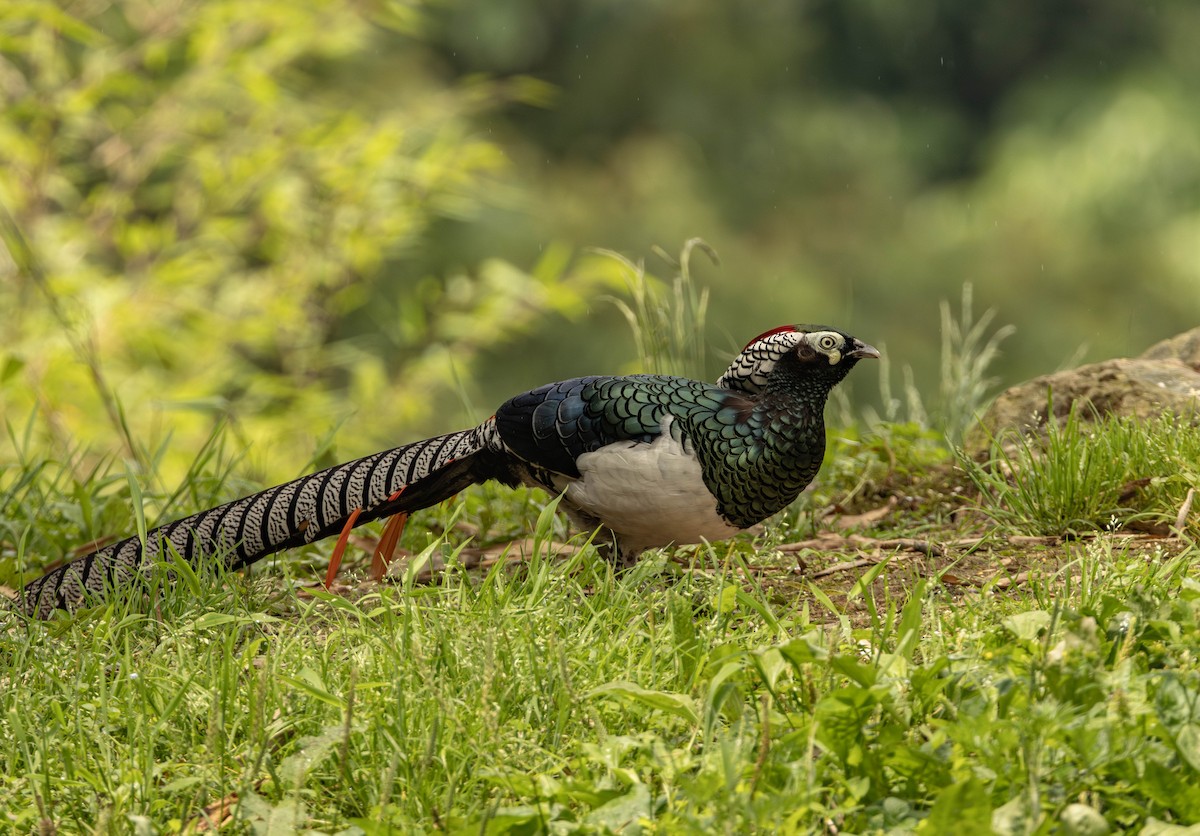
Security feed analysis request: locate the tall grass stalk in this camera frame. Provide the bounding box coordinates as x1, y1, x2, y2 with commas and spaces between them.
599, 237, 716, 379
938, 283, 1016, 443
862, 282, 1013, 442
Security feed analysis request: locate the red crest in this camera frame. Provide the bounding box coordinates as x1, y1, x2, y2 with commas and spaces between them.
742, 325, 798, 350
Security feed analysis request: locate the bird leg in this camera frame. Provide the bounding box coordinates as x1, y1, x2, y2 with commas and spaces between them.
324, 487, 410, 587
371, 511, 408, 580
324, 506, 364, 588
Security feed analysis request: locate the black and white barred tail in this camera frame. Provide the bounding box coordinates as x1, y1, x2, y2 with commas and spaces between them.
16, 423, 501, 619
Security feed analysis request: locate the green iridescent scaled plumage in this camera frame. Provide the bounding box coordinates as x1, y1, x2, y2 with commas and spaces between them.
14, 324, 877, 619
686, 346, 860, 528
546, 371, 827, 530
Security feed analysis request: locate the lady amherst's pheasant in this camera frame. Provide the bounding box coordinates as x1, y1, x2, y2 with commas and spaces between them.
14, 325, 878, 618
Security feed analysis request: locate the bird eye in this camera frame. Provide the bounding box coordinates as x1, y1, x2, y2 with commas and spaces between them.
816, 334, 839, 351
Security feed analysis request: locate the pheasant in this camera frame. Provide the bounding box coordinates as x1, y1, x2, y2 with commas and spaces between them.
14, 325, 878, 619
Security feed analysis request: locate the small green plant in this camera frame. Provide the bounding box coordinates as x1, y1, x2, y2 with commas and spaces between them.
961, 405, 1200, 535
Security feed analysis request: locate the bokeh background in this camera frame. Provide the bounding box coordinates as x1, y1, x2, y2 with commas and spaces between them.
3, 0, 1199, 480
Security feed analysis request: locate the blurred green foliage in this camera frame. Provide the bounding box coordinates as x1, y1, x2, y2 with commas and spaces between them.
3, 0, 1200, 478
426, 0, 1200, 410
0, 0, 602, 480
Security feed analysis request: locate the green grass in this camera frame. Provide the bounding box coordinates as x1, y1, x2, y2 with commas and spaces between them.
960, 408, 1200, 537
4, 411, 1200, 834
2, 279, 1197, 832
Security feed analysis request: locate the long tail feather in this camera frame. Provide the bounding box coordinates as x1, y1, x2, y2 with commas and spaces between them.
15, 425, 493, 619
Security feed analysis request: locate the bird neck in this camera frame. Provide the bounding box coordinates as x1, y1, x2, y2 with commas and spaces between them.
689, 353, 849, 529
758, 352, 845, 422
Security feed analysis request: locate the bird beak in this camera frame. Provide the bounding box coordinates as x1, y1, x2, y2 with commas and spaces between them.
849, 341, 881, 360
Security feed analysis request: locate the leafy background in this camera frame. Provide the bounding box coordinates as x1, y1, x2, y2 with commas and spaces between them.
2, 0, 1199, 480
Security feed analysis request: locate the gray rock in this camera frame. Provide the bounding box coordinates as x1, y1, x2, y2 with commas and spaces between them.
1140, 327, 1200, 370
969, 328, 1200, 450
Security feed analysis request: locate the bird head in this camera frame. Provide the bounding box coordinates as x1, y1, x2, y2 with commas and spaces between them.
717, 325, 879, 395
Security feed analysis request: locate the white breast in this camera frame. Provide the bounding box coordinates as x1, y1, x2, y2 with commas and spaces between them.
557, 422, 742, 553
